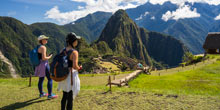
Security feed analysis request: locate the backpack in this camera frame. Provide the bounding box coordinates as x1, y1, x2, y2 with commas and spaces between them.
29, 45, 42, 67
50, 48, 74, 82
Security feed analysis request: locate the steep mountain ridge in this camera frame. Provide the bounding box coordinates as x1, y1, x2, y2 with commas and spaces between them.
96, 10, 187, 67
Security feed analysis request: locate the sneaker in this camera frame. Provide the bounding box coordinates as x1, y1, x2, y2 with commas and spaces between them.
48, 94, 58, 99
40, 92, 48, 97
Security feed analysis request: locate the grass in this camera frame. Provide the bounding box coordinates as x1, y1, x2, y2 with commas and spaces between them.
0, 55, 220, 110
129, 55, 220, 96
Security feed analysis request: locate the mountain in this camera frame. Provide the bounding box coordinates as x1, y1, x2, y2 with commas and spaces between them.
0, 17, 98, 77
97, 10, 152, 65
0, 9, 187, 77
30, 11, 112, 45
126, 2, 220, 54
64, 11, 112, 43
141, 30, 187, 66
57, 2, 220, 54
209, 20, 220, 32
96, 10, 187, 67
30, 23, 67, 53
0, 17, 37, 77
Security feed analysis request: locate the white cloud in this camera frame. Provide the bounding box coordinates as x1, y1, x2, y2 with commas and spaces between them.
144, 12, 149, 16
151, 16, 155, 20
215, 14, 220, 20
162, 4, 200, 21
149, 0, 220, 5
45, 6, 86, 24
135, 15, 143, 21
135, 11, 149, 20
45, 0, 220, 24
45, 0, 148, 24
78, 6, 84, 10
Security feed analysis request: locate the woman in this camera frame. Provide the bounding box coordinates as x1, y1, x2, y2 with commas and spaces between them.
58, 32, 82, 110
35, 35, 58, 99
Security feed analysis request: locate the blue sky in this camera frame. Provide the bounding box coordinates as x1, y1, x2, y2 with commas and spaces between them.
0, 0, 85, 24
1, 0, 220, 25
0, 0, 146, 25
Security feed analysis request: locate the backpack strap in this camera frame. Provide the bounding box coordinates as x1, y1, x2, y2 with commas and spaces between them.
66, 49, 75, 86
71, 69, 73, 86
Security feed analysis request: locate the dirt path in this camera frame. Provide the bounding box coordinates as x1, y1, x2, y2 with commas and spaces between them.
0, 51, 19, 78
109, 67, 149, 86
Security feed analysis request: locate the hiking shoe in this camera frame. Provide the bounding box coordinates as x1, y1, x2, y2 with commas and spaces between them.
48, 94, 58, 99
40, 92, 48, 97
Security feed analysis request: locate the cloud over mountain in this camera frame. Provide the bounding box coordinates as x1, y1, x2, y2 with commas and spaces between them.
45, 0, 147, 24
45, 0, 220, 24
215, 14, 220, 20
162, 4, 200, 21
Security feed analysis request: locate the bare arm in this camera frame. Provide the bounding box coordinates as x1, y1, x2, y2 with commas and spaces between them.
39, 46, 52, 60
72, 50, 81, 70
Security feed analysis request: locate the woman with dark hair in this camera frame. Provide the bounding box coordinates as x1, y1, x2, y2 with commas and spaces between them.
35, 35, 58, 99
58, 32, 82, 110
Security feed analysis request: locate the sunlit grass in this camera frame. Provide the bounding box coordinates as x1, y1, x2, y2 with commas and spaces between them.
129, 55, 220, 96
0, 55, 220, 110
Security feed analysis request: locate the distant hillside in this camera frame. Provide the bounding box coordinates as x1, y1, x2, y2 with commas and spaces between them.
30, 23, 67, 53
0, 17, 99, 77
96, 10, 187, 67
0, 17, 37, 76
57, 1, 220, 54
209, 20, 220, 32
64, 11, 112, 43
126, 2, 220, 54
142, 31, 187, 66
0, 10, 188, 77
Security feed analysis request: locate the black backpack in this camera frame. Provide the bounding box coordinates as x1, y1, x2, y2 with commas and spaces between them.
50, 48, 74, 82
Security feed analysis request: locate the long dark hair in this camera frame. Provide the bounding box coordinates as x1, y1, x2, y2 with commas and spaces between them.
66, 33, 78, 48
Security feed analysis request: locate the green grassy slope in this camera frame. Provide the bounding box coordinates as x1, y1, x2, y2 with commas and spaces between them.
129, 55, 220, 95
0, 55, 220, 110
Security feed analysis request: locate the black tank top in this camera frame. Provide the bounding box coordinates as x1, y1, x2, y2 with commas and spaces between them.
68, 58, 73, 67
37, 45, 42, 60
38, 53, 42, 60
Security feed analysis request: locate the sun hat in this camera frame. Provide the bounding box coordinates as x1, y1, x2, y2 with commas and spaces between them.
38, 35, 49, 41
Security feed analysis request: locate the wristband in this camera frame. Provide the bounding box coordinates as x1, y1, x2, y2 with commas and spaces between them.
79, 66, 82, 71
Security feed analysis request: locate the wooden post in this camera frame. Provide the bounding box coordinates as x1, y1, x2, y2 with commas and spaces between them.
158, 73, 160, 76
29, 74, 32, 87
113, 74, 115, 80
125, 78, 128, 85
108, 76, 111, 91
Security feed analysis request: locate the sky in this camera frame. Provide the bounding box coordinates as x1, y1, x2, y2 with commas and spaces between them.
0, 0, 220, 25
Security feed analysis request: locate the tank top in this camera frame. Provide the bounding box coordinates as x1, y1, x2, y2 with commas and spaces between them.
68, 58, 73, 67
38, 53, 42, 60
37, 45, 42, 60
